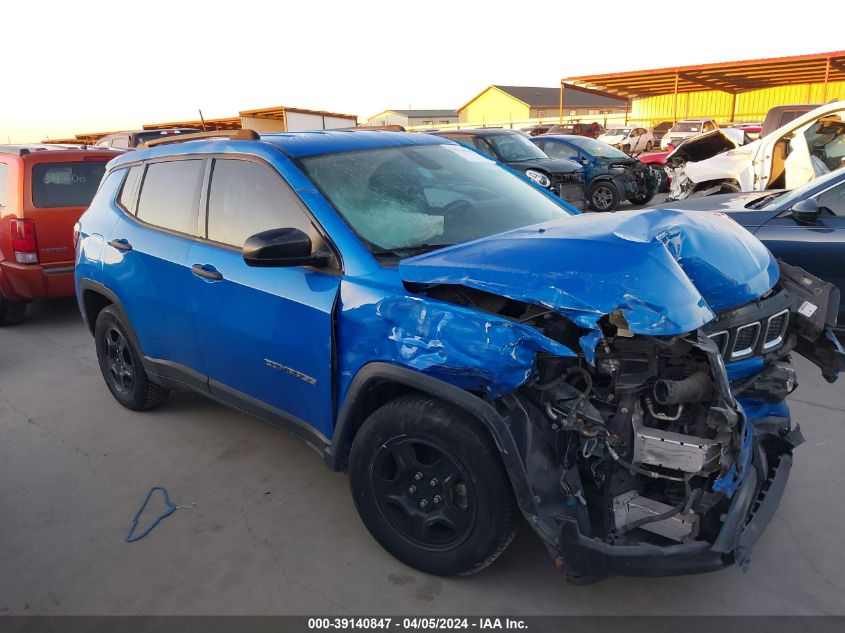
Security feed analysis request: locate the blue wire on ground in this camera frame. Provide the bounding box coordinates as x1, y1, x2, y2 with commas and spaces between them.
125, 486, 181, 543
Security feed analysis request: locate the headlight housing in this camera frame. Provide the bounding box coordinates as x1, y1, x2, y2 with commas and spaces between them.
525, 169, 551, 188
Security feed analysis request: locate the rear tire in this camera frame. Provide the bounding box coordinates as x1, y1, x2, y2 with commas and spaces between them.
349, 395, 519, 576
0, 295, 27, 326
94, 306, 169, 411
628, 191, 655, 205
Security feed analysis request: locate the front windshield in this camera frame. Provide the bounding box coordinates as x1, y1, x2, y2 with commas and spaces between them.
484, 133, 550, 162
758, 166, 845, 210
566, 137, 630, 160
298, 143, 575, 255
604, 129, 631, 136
672, 122, 702, 133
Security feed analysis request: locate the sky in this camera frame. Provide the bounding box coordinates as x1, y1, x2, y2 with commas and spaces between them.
2, 0, 843, 142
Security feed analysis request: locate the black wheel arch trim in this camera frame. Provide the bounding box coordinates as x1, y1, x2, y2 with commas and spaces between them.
327, 362, 541, 524
78, 279, 145, 354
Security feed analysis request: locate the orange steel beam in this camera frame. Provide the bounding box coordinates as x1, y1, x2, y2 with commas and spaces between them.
823, 57, 831, 101
559, 81, 563, 124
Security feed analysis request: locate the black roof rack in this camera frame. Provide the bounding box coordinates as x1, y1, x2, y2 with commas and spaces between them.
140, 129, 260, 148
340, 125, 406, 132
0, 144, 92, 156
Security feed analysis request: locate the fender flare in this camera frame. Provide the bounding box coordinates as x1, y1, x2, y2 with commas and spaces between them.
327, 362, 540, 521
77, 278, 145, 355
588, 175, 621, 190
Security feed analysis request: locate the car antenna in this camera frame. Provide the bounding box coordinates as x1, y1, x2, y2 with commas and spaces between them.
198, 109, 208, 132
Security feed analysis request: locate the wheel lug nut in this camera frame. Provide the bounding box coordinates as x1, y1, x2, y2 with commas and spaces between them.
414, 472, 423, 481
419, 499, 428, 509
408, 485, 416, 494
429, 478, 438, 487
433, 495, 442, 504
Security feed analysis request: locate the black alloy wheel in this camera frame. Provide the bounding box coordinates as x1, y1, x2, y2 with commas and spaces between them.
349, 395, 519, 576
94, 306, 169, 410
104, 325, 135, 395
370, 437, 476, 550
588, 181, 620, 211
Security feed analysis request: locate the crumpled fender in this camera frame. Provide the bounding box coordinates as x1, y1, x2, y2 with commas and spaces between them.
398, 209, 779, 362
668, 151, 756, 199
337, 281, 576, 400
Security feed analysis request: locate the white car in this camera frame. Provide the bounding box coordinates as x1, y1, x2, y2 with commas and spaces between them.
597, 127, 655, 154
660, 119, 719, 150
666, 101, 845, 200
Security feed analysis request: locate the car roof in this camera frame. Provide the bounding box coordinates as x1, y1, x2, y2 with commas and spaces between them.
532, 135, 583, 143
108, 130, 452, 167
0, 144, 118, 157
100, 128, 198, 136
432, 128, 520, 137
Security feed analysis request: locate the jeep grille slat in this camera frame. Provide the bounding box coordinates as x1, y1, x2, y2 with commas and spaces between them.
763, 309, 789, 350
731, 322, 761, 359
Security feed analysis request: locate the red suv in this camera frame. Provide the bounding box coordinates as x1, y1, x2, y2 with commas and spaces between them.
0, 145, 120, 324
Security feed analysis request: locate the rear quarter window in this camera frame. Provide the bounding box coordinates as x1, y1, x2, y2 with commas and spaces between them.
31, 161, 107, 208
136, 159, 204, 235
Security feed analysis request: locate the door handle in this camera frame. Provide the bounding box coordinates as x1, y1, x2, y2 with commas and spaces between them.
191, 263, 223, 281
109, 238, 132, 251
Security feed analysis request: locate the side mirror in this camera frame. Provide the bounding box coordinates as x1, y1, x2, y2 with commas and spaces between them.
243, 227, 329, 268
790, 198, 820, 224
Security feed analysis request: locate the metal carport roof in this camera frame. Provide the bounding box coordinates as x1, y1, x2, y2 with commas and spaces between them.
564, 50, 845, 98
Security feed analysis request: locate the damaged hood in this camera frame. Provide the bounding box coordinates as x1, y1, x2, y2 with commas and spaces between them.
400, 208, 779, 338
507, 157, 582, 175
597, 134, 626, 145
667, 130, 746, 164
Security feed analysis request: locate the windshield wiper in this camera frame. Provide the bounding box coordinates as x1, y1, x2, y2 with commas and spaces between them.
371, 243, 453, 258
747, 192, 786, 209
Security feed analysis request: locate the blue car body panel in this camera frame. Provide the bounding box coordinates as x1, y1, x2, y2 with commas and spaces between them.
77, 132, 793, 440
399, 208, 779, 356
664, 168, 845, 327
72, 130, 845, 578
187, 240, 341, 439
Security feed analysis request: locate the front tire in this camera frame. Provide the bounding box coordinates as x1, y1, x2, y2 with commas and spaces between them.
349, 395, 519, 576
711, 181, 741, 195
94, 306, 169, 411
587, 181, 620, 211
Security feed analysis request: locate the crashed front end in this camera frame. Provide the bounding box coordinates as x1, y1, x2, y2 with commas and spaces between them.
385, 209, 843, 580
664, 130, 751, 201
590, 158, 658, 202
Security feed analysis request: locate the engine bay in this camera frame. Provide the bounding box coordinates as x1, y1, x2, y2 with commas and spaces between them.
419, 259, 842, 577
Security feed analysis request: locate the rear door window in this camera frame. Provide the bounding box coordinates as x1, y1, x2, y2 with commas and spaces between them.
136, 159, 204, 235
31, 161, 108, 208
118, 165, 144, 213
205, 159, 312, 248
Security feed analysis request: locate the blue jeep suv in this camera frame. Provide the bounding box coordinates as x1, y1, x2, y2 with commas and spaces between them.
75, 129, 844, 580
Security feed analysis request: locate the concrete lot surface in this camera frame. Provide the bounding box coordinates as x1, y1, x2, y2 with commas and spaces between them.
1, 298, 844, 615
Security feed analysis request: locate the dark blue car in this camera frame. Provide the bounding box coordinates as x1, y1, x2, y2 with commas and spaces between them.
531, 135, 659, 211
74, 128, 842, 581
666, 167, 845, 330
